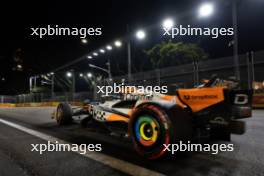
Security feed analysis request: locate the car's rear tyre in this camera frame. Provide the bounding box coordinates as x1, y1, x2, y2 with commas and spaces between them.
81, 115, 93, 128
56, 103, 73, 125
129, 104, 192, 160
229, 120, 245, 135
210, 127, 231, 141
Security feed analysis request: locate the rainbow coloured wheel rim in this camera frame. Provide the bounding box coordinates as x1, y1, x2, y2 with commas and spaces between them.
134, 115, 160, 147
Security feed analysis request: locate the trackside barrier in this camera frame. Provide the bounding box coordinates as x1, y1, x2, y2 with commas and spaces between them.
253, 93, 264, 108
0, 102, 83, 108
0, 103, 16, 108
0, 95, 263, 108
16, 102, 60, 107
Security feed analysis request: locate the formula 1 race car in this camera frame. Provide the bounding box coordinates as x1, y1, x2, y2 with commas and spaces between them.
52, 76, 252, 159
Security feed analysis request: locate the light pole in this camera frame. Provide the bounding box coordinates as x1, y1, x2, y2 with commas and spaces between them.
85, 72, 98, 100
197, 2, 214, 86
50, 72, 55, 100
126, 27, 146, 83
72, 71, 75, 101
106, 44, 113, 80
198, 1, 240, 81
29, 76, 38, 93
106, 59, 112, 80
29, 76, 33, 93
66, 71, 75, 101
89, 64, 111, 79
232, 0, 240, 81
127, 25, 132, 83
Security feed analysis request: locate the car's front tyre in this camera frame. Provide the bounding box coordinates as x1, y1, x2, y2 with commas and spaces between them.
56, 103, 73, 125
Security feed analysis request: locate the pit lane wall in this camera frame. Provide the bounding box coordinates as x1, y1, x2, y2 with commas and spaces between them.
253, 93, 264, 108
0, 103, 16, 108
0, 95, 263, 108
0, 102, 82, 108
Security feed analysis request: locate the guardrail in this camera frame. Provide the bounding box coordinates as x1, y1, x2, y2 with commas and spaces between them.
0, 102, 83, 108
0, 94, 263, 109
253, 93, 264, 108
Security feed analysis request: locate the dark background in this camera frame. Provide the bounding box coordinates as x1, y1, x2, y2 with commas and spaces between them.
0, 0, 263, 94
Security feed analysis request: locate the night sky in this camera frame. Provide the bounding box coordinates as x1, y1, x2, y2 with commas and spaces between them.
0, 0, 263, 94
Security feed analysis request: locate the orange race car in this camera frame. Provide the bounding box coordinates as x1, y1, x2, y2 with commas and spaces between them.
52, 77, 252, 159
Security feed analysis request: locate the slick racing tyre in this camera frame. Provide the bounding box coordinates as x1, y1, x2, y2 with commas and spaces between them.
129, 104, 192, 160
210, 126, 231, 141
56, 103, 73, 125
81, 115, 93, 128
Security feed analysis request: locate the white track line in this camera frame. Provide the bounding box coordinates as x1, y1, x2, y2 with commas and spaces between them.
0, 118, 165, 176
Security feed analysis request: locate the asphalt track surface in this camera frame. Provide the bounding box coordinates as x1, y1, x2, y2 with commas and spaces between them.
0, 107, 263, 176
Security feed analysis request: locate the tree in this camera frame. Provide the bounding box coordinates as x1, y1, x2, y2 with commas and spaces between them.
145, 41, 208, 68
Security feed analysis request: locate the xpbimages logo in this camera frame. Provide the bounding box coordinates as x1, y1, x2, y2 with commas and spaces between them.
97, 83, 168, 96
163, 25, 234, 39
31, 141, 102, 155
163, 141, 234, 155
30, 25, 102, 38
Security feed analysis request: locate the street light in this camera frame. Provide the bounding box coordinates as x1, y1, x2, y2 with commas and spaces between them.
198, 3, 214, 18
66, 72, 72, 78
93, 52, 98, 56
114, 40, 122, 47
87, 55, 93, 59
136, 30, 146, 40
106, 45, 112, 50
162, 18, 174, 29
100, 49, 105, 53
87, 72, 92, 78
81, 38, 88, 44
79, 73, 84, 77
17, 64, 23, 69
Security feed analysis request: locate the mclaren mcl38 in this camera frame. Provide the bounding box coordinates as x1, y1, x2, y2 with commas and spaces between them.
52, 77, 252, 159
